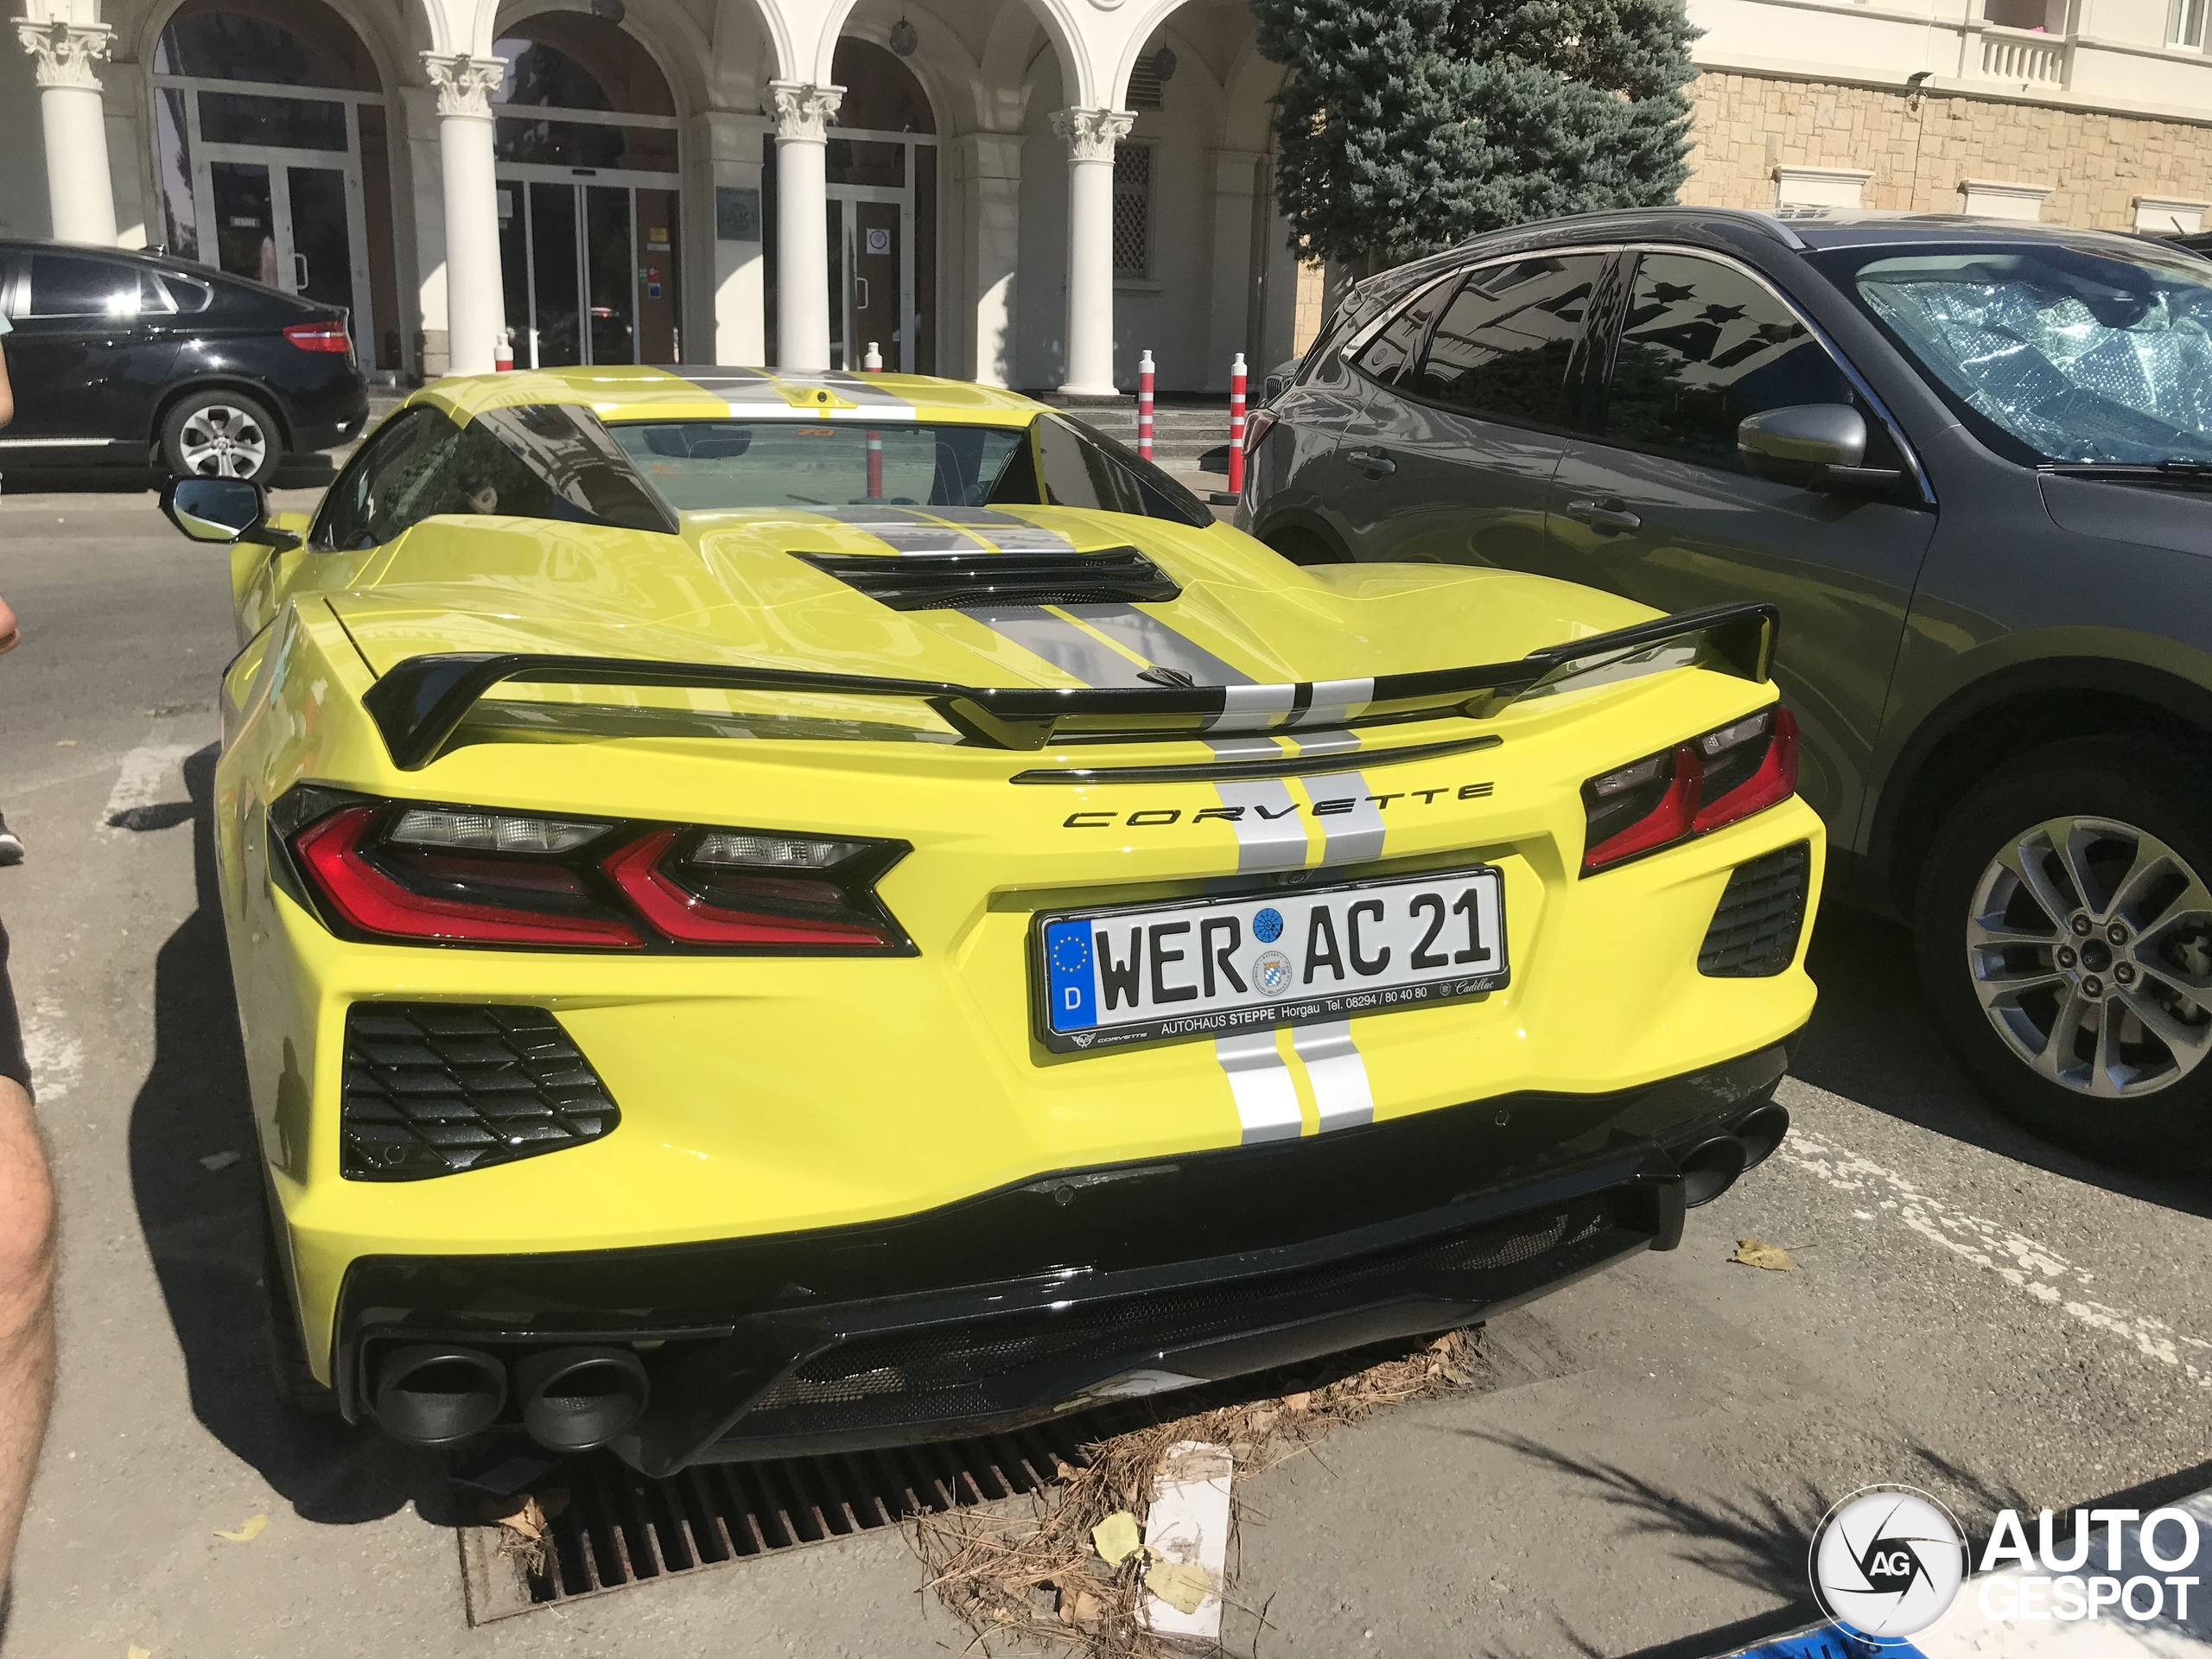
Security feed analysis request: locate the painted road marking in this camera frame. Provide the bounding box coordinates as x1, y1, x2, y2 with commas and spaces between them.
96, 741, 195, 834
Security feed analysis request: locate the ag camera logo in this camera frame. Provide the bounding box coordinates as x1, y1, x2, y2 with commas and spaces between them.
1809, 1485, 1968, 1643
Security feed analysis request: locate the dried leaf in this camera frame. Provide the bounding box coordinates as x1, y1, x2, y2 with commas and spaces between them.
1091, 1509, 1143, 1567
1146, 1560, 1215, 1615
1732, 1238, 1796, 1272
1281, 1390, 1313, 1411
214, 1513, 267, 1542
128, 1648, 152, 1658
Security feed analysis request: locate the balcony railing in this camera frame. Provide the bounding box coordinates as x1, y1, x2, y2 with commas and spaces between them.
1977, 24, 2069, 84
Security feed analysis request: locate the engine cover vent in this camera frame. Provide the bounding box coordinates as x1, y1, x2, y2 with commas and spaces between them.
795, 548, 1181, 610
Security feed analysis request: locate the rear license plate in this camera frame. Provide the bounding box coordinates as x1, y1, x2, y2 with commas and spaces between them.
1033, 867, 1508, 1053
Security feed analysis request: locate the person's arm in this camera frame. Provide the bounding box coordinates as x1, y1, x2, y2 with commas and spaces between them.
0, 597, 16, 656
0, 330, 13, 431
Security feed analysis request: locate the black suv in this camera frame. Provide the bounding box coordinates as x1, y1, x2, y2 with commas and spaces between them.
1248, 207, 2212, 1169
0, 238, 370, 483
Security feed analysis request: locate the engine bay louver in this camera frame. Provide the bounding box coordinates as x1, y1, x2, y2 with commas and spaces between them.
794, 548, 1181, 610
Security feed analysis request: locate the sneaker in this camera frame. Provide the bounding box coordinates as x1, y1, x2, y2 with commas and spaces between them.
0, 816, 22, 867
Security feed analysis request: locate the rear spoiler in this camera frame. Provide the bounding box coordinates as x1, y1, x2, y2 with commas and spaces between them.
360, 601, 1778, 771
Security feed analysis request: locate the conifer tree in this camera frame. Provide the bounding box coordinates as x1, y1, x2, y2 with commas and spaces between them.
1254, 0, 1700, 269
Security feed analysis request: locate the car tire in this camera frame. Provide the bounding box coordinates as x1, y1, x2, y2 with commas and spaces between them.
261, 1192, 337, 1414
1913, 737, 2212, 1171
1264, 526, 1344, 567
161, 390, 284, 485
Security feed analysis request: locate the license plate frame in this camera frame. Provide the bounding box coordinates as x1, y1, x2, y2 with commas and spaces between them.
1030, 865, 1510, 1055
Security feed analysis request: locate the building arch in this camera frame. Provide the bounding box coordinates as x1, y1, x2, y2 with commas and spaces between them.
491, 0, 709, 119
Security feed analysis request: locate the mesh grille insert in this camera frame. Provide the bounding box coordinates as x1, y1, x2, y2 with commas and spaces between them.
795, 549, 1180, 610
340, 1003, 619, 1180
1699, 842, 1811, 978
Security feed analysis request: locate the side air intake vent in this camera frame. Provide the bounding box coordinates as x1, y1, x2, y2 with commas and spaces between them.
1699, 842, 1811, 978
795, 548, 1180, 610
340, 1003, 620, 1179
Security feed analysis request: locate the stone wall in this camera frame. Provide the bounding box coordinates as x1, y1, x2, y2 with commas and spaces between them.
1681, 70, 2212, 228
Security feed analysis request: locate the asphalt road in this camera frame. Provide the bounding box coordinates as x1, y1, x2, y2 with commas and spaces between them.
0, 480, 2207, 1659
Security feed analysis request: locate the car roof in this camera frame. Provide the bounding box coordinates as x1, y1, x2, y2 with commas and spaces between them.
1451, 205, 2174, 260
0, 237, 195, 270
414, 365, 1056, 428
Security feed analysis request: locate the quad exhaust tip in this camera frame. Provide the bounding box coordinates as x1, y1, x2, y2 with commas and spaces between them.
515, 1346, 652, 1452
372, 1344, 508, 1446
1676, 1103, 1791, 1209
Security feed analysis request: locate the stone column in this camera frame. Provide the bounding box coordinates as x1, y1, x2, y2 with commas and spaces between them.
697, 111, 771, 365
1052, 107, 1134, 397
769, 81, 842, 372
16, 17, 118, 245
954, 132, 1022, 385
421, 52, 507, 377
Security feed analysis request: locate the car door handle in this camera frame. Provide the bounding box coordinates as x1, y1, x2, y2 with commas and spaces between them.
1347, 448, 1396, 477
293, 253, 310, 292
1564, 497, 1642, 533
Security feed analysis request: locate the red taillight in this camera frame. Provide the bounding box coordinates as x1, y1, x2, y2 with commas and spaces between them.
283, 321, 352, 353
1581, 706, 1798, 875
281, 796, 907, 952
603, 830, 896, 947
294, 805, 644, 948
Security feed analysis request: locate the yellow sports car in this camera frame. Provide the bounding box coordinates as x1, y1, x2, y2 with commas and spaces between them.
161, 365, 1821, 1476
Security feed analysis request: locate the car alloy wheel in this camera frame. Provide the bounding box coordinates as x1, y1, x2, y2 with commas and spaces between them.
176, 403, 270, 479
1965, 814, 2212, 1097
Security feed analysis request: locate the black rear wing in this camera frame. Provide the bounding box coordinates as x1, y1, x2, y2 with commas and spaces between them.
360, 601, 1778, 771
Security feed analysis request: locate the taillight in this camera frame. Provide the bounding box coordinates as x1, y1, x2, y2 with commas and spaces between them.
1581, 706, 1798, 875
279, 791, 909, 952
1243, 409, 1278, 454
283, 321, 352, 353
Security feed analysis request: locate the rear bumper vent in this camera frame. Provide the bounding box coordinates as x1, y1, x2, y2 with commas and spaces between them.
340, 1003, 620, 1180
796, 548, 1179, 610
1699, 842, 1811, 978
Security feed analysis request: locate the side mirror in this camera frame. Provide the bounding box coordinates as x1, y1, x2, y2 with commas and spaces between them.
1738, 404, 1901, 493
160, 477, 300, 549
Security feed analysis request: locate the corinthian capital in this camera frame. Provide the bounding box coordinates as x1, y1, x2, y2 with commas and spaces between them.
1051, 107, 1135, 163
768, 80, 845, 143
420, 51, 507, 119
15, 17, 113, 92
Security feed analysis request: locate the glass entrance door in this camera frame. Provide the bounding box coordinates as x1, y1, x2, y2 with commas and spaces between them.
827, 187, 913, 372
197, 145, 372, 344
499, 175, 679, 367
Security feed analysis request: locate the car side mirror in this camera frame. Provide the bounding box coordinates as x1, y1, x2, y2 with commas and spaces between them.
1738, 404, 1902, 493
160, 477, 301, 549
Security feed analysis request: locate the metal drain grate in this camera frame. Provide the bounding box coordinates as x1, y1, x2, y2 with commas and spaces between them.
459, 1421, 1105, 1622
455, 1340, 1453, 1622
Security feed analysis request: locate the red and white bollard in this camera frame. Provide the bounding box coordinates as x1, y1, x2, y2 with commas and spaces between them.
867, 429, 884, 499
1227, 353, 1248, 496
862, 341, 884, 372
1138, 350, 1155, 461
493, 331, 514, 372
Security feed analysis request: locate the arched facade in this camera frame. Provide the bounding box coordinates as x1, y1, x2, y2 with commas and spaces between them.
1, 0, 1310, 391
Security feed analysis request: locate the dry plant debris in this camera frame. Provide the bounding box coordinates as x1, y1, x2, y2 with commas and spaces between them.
486, 1488, 570, 1577
1732, 1238, 1797, 1272
914, 1328, 1482, 1657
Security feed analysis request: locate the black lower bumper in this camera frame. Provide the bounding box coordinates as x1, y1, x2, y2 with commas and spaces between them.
334, 1040, 1794, 1474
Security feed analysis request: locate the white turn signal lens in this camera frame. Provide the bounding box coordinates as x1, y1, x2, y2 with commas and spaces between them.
1588, 753, 1670, 798
690, 832, 868, 870
389, 808, 608, 855
1696, 711, 1774, 758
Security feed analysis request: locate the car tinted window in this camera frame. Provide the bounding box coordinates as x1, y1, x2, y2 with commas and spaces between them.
1408, 254, 1605, 425
26, 253, 139, 319
315, 404, 677, 550
1000, 415, 1214, 527
1352, 275, 1453, 387
1604, 252, 1865, 469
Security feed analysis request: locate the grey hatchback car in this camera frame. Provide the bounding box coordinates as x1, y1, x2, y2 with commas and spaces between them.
1245, 207, 2212, 1170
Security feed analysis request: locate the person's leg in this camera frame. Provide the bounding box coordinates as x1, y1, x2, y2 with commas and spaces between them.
0, 921, 51, 1581
0, 819, 22, 868
0, 1077, 50, 1580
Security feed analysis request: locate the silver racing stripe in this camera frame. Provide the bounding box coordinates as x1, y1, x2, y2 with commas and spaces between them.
926, 508, 1077, 552
1209, 682, 1299, 733
1211, 778, 1307, 872
962, 606, 1154, 686
1303, 770, 1385, 865
1213, 1031, 1304, 1144
1293, 677, 1375, 728
818, 506, 989, 552
1290, 1021, 1376, 1132
1065, 605, 1251, 683
1290, 729, 1362, 759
